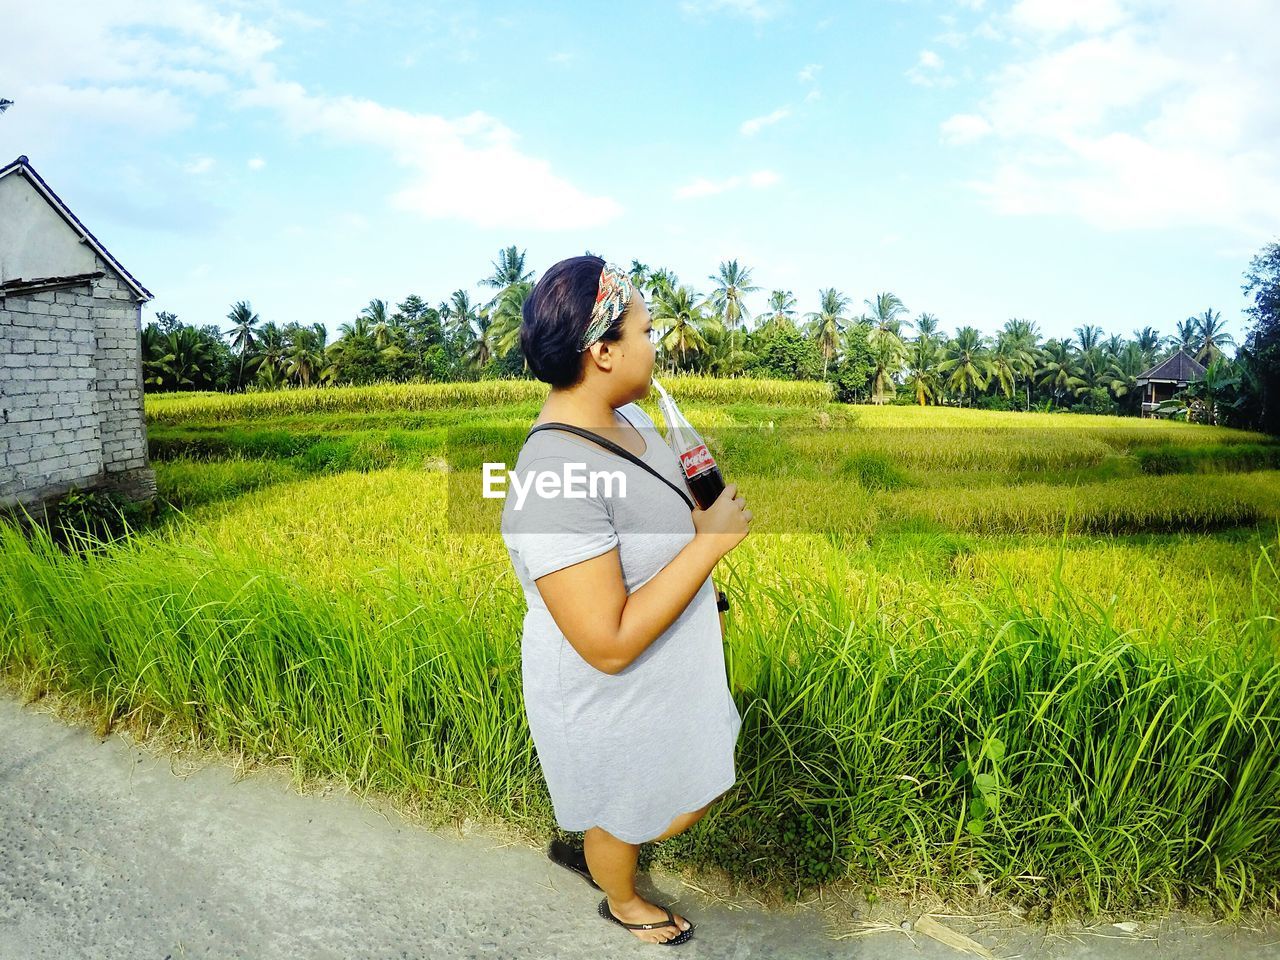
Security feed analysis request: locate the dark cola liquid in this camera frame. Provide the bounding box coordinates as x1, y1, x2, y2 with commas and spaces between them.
686, 465, 726, 510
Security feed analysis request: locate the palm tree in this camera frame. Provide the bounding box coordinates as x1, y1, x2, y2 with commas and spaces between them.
804, 288, 851, 377
339, 312, 371, 340
651, 284, 712, 372
1036, 339, 1085, 407
1132, 326, 1162, 362
903, 332, 945, 406
361, 299, 392, 348
487, 279, 534, 368
628, 260, 652, 293
761, 290, 797, 331
1177, 355, 1243, 425
285, 329, 323, 387
707, 260, 761, 355
224, 300, 260, 390
145, 327, 218, 391
863, 293, 910, 402
990, 330, 1027, 401
1171, 316, 1199, 354
1000, 318, 1042, 409
937, 326, 992, 407
914, 312, 941, 341
1073, 323, 1104, 354
1106, 341, 1150, 412
481, 246, 535, 315
250, 323, 287, 387
1191, 308, 1236, 365
440, 290, 482, 345
647, 267, 679, 302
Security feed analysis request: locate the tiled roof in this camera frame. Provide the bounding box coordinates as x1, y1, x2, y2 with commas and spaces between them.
1136, 348, 1206, 384
0, 155, 153, 301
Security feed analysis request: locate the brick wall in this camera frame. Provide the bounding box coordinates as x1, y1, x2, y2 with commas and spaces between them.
0, 253, 157, 513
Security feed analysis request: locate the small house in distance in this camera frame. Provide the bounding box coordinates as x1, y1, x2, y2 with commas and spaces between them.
1135, 348, 1206, 418
0, 155, 157, 517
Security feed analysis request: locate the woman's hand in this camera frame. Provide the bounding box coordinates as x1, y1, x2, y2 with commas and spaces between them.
692, 482, 752, 561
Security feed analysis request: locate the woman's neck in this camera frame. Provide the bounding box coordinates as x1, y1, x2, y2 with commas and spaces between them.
537, 387, 623, 431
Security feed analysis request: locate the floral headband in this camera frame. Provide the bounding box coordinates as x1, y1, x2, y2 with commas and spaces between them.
578, 262, 635, 352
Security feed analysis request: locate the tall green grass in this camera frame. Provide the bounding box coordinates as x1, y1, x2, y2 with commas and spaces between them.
2, 486, 1277, 918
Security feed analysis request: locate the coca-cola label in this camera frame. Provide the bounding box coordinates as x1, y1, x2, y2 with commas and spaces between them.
679, 443, 716, 479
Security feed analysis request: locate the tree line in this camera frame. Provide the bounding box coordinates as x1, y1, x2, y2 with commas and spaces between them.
142, 242, 1280, 433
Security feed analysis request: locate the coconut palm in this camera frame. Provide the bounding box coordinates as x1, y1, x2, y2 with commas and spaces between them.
487, 279, 534, 366
1178, 355, 1243, 425
903, 333, 945, 406
651, 284, 712, 372
246, 323, 286, 387
285, 334, 323, 387
151, 327, 218, 391
763, 290, 798, 331
647, 268, 679, 302
224, 300, 260, 390
360, 299, 392, 348
440, 290, 482, 344
628, 260, 652, 293
1074, 324, 1104, 354
1001, 318, 1042, 409
707, 260, 761, 355
481, 246, 535, 307
1106, 341, 1150, 409
339, 313, 371, 340
804, 288, 851, 377
863, 293, 910, 401
990, 330, 1029, 400
1191, 308, 1236, 365
1132, 326, 1162, 362
1171, 316, 1199, 353
914, 312, 941, 341
937, 326, 992, 407
1036, 339, 1086, 407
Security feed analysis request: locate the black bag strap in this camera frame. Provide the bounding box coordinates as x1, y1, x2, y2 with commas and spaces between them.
525, 420, 696, 512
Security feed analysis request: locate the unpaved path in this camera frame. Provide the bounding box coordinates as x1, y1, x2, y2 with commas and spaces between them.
2, 690, 1277, 959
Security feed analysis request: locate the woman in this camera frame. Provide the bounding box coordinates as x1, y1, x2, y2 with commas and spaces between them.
500, 256, 752, 946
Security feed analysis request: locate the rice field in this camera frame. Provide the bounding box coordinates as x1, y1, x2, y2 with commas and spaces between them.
3, 378, 1279, 922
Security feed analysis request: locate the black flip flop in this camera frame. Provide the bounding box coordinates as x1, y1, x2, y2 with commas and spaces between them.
547, 838, 602, 890
598, 898, 694, 945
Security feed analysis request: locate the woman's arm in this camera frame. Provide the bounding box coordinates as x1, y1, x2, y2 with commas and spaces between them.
534, 483, 751, 675
534, 534, 724, 675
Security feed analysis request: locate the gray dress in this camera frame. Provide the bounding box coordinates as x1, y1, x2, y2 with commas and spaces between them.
500, 402, 742, 843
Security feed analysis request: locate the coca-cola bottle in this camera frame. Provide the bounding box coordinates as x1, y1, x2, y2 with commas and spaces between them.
652, 378, 727, 510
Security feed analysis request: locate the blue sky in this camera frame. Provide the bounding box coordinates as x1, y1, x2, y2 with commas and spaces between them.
3, 0, 1277, 349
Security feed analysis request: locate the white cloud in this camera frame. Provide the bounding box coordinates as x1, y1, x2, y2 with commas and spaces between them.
4, 0, 624, 232
942, 0, 1280, 237
680, 0, 781, 21
940, 113, 993, 144
247, 156, 266, 170
740, 107, 791, 136
549, 51, 574, 64
1007, 0, 1129, 37
184, 156, 215, 174
907, 49, 955, 88
798, 63, 822, 82
675, 170, 780, 199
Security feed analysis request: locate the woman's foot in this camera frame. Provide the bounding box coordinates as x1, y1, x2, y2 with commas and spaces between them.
605, 895, 692, 944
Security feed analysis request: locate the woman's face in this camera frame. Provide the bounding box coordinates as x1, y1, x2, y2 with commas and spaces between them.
603, 288, 657, 403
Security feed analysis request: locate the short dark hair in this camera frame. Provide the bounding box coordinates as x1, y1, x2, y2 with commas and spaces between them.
521, 255, 626, 388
